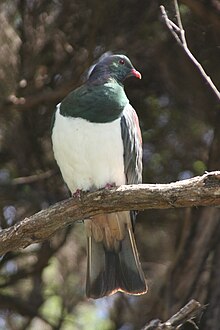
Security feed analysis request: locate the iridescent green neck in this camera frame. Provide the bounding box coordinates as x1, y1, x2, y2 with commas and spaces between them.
60, 80, 128, 123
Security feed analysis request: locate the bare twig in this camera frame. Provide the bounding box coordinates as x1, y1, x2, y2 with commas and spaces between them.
0, 80, 76, 115
0, 171, 220, 255
160, 2, 220, 102
12, 169, 56, 185
174, 0, 187, 47
143, 299, 203, 329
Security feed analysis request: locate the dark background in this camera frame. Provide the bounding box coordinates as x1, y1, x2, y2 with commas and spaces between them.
0, 0, 220, 329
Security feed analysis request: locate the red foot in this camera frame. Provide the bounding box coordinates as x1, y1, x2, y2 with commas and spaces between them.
73, 189, 83, 199
104, 183, 116, 190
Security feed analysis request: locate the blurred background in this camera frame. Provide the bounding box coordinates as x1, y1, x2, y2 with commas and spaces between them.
0, 0, 220, 329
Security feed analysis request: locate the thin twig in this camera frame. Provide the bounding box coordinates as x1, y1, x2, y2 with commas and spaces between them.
12, 169, 56, 185
160, 5, 182, 46
174, 0, 187, 47
160, 3, 220, 102
168, 19, 181, 33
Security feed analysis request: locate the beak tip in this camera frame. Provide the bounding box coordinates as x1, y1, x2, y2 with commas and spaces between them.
131, 68, 142, 79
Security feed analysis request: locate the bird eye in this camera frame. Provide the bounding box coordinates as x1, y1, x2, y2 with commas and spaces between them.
119, 59, 125, 65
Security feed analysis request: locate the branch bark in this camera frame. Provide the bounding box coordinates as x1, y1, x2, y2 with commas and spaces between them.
0, 171, 220, 255
143, 299, 203, 330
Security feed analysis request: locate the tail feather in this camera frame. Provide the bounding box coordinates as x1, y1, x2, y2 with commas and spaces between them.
85, 212, 147, 299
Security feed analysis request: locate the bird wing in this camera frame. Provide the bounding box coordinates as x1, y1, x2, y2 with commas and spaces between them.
120, 103, 142, 185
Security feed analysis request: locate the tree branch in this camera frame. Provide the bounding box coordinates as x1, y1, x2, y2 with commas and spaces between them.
0, 79, 79, 117
0, 171, 220, 255
160, 1, 220, 102
142, 299, 203, 329
12, 169, 56, 185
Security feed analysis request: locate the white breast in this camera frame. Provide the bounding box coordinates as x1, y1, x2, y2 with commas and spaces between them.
52, 105, 125, 193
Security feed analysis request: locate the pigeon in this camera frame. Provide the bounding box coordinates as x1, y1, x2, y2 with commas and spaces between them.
51, 54, 147, 299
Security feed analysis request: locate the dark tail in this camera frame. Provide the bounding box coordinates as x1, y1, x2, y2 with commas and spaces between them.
85, 213, 147, 299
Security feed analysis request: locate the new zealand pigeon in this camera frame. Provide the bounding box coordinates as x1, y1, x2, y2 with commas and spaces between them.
51, 54, 147, 299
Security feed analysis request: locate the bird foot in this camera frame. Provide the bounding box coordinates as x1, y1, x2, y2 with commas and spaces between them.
73, 184, 115, 199
104, 183, 116, 190
72, 189, 83, 199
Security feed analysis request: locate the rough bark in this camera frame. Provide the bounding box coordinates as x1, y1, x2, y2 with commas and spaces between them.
143, 299, 203, 330
0, 171, 219, 255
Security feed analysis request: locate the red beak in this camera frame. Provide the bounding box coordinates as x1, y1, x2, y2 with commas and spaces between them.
131, 68, 142, 79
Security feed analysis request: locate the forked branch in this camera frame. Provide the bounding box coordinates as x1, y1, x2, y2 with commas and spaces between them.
160, 1, 220, 102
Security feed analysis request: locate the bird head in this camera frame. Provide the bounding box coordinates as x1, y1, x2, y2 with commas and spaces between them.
88, 55, 141, 83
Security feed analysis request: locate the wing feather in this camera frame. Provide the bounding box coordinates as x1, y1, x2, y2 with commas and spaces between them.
120, 103, 142, 185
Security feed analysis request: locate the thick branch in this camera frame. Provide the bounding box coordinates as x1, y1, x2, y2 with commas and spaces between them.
0, 171, 220, 255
